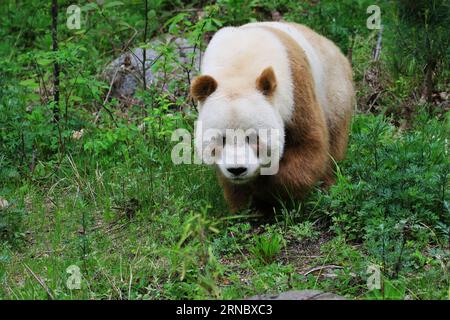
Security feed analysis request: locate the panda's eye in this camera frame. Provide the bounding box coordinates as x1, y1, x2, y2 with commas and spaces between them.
222, 136, 226, 146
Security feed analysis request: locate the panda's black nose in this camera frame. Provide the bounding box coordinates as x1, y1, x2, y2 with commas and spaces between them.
227, 167, 247, 176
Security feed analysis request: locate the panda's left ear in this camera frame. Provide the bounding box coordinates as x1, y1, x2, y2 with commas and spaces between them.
256, 66, 277, 96
190, 75, 218, 102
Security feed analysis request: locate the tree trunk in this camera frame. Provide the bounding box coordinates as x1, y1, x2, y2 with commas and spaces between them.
142, 0, 148, 91
51, 0, 60, 121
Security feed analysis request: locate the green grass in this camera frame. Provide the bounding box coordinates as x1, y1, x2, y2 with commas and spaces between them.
1, 112, 448, 300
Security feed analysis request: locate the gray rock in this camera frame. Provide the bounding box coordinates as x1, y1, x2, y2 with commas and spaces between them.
103, 37, 201, 98
246, 290, 346, 300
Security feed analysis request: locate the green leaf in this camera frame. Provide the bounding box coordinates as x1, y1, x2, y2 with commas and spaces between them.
103, 1, 124, 9
82, 2, 99, 12
137, 43, 152, 50
36, 58, 52, 66
19, 79, 39, 89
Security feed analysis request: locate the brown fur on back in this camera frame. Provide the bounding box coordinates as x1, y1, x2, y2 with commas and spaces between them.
289, 23, 354, 163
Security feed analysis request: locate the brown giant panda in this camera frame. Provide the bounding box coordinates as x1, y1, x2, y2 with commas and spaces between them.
190, 22, 355, 213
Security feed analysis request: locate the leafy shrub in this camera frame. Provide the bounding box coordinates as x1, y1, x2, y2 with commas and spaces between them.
390, 0, 450, 101
283, 0, 378, 53
287, 222, 320, 241
251, 232, 284, 264
314, 113, 449, 275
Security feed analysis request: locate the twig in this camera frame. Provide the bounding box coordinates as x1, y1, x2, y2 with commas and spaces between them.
122, 28, 138, 53
64, 60, 118, 127
33, 58, 50, 104
347, 33, 355, 63
303, 264, 343, 276
367, 89, 385, 112
185, 18, 209, 111
94, 67, 120, 124
128, 265, 133, 300
24, 264, 55, 300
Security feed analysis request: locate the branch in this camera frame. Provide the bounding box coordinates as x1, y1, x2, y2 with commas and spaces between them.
24, 264, 55, 300
372, 25, 383, 62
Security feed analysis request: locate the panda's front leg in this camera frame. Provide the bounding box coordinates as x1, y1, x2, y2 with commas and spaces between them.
269, 143, 329, 198
218, 174, 253, 213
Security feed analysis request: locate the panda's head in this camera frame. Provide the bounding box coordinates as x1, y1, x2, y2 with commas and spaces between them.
191, 67, 285, 184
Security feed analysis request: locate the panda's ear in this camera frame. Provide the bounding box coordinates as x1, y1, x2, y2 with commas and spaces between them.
190, 75, 218, 102
256, 66, 277, 96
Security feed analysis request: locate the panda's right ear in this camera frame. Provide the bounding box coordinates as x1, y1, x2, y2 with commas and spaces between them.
190, 75, 218, 102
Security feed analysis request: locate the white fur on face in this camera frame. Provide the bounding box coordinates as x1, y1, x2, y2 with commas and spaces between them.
194, 94, 285, 183
218, 133, 260, 183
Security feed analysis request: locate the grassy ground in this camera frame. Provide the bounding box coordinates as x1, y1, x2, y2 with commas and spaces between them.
1, 113, 448, 300
0, 0, 449, 300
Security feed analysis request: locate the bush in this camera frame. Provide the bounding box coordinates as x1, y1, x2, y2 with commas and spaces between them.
251, 232, 284, 264
392, 0, 450, 101
315, 113, 449, 275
